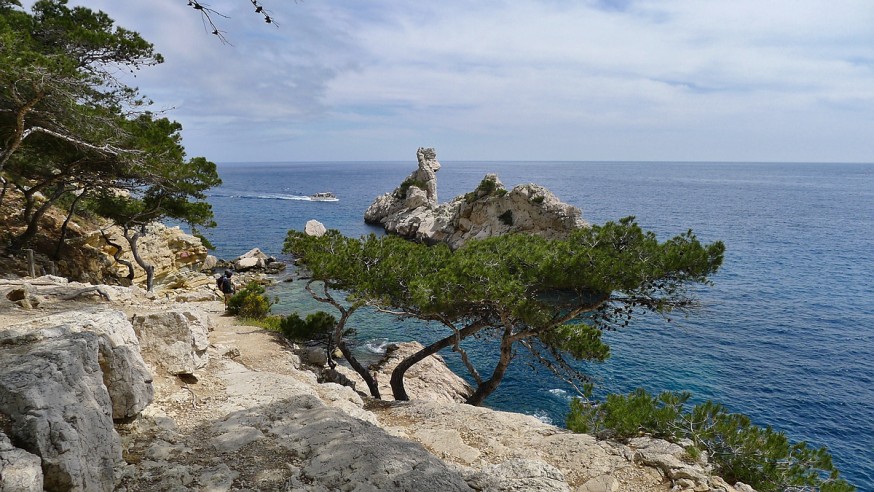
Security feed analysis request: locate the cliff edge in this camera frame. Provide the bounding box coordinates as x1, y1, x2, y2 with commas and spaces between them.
0, 275, 753, 492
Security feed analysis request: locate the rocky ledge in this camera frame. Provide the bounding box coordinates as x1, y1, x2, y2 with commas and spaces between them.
0, 275, 753, 491
364, 148, 588, 249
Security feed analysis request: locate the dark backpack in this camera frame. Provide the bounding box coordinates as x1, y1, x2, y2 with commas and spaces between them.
219, 276, 234, 294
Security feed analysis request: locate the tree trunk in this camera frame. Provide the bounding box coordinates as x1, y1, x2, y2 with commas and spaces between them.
337, 339, 380, 399
125, 226, 156, 291
465, 326, 515, 406
54, 191, 84, 260
390, 322, 486, 401
9, 187, 64, 251
0, 92, 44, 175
332, 308, 380, 398
101, 230, 135, 280
0, 177, 7, 208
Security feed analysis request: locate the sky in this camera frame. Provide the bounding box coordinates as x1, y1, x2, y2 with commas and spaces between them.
19, 0, 874, 163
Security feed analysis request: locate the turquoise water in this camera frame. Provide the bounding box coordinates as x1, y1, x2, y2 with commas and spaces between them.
204, 161, 874, 489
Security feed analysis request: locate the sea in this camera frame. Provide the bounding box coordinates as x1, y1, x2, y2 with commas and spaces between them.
202, 161, 873, 489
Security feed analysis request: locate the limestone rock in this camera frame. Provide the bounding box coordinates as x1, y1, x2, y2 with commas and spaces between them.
200, 254, 218, 272
379, 400, 669, 491
364, 148, 587, 249
627, 437, 711, 487
82, 222, 209, 288
131, 309, 211, 375
364, 147, 441, 225
300, 346, 328, 367
0, 332, 122, 491
466, 458, 570, 491
304, 219, 327, 237
4, 286, 40, 309
414, 428, 481, 465
230, 247, 286, 273
252, 395, 473, 491
4, 308, 154, 419
0, 431, 43, 492
370, 341, 473, 403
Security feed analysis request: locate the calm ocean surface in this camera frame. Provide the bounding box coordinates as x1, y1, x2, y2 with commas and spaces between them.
203, 161, 873, 489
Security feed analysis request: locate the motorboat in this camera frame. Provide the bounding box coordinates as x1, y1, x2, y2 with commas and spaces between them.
309, 192, 338, 201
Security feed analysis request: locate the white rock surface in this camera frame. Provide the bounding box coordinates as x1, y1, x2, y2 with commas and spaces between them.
3, 308, 154, 419
304, 219, 327, 237
466, 458, 571, 492
0, 432, 43, 492
0, 332, 121, 491
130, 309, 211, 375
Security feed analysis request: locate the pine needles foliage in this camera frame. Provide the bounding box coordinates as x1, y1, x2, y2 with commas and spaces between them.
278, 311, 337, 343
567, 388, 855, 492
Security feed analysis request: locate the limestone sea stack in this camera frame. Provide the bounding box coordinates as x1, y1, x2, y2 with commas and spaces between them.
364, 148, 588, 249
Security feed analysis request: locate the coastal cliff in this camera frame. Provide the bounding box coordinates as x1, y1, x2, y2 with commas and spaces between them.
0, 274, 753, 492
0, 199, 750, 491
364, 148, 588, 249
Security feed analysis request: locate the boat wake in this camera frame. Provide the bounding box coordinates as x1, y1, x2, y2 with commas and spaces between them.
211, 191, 336, 202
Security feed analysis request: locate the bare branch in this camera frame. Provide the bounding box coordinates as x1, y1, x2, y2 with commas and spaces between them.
184, 0, 281, 44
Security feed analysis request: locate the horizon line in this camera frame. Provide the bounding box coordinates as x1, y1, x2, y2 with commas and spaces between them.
215, 159, 874, 166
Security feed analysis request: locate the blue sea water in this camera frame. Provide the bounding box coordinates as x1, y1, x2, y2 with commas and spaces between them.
203, 161, 874, 489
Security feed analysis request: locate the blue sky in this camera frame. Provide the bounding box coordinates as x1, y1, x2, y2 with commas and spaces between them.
20, 0, 874, 162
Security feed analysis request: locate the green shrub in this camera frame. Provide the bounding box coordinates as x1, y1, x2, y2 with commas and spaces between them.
278, 311, 336, 343
227, 282, 274, 319
464, 176, 506, 203
567, 388, 855, 492
395, 178, 428, 199
530, 194, 544, 204
476, 176, 498, 195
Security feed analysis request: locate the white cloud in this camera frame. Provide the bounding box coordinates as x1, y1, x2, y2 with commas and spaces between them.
15, 0, 874, 162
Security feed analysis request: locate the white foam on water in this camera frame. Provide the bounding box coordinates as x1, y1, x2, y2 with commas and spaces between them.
364, 338, 390, 354
529, 409, 554, 426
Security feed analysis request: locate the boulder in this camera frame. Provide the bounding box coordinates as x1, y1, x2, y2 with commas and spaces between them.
301, 346, 328, 367
4, 286, 40, 309
0, 431, 43, 492
243, 395, 473, 491
237, 248, 270, 261
365, 148, 587, 249
0, 332, 122, 491
200, 254, 218, 272
3, 308, 154, 419
131, 309, 211, 375
370, 342, 473, 403
304, 219, 327, 237
231, 247, 286, 273
234, 256, 264, 271
627, 437, 711, 487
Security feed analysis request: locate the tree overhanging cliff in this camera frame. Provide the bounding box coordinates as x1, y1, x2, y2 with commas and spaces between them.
0, 1, 220, 290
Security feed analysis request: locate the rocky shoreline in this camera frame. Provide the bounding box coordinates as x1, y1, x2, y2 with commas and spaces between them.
0, 271, 755, 492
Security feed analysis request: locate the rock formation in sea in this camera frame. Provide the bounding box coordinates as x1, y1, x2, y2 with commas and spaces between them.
364, 147, 588, 249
